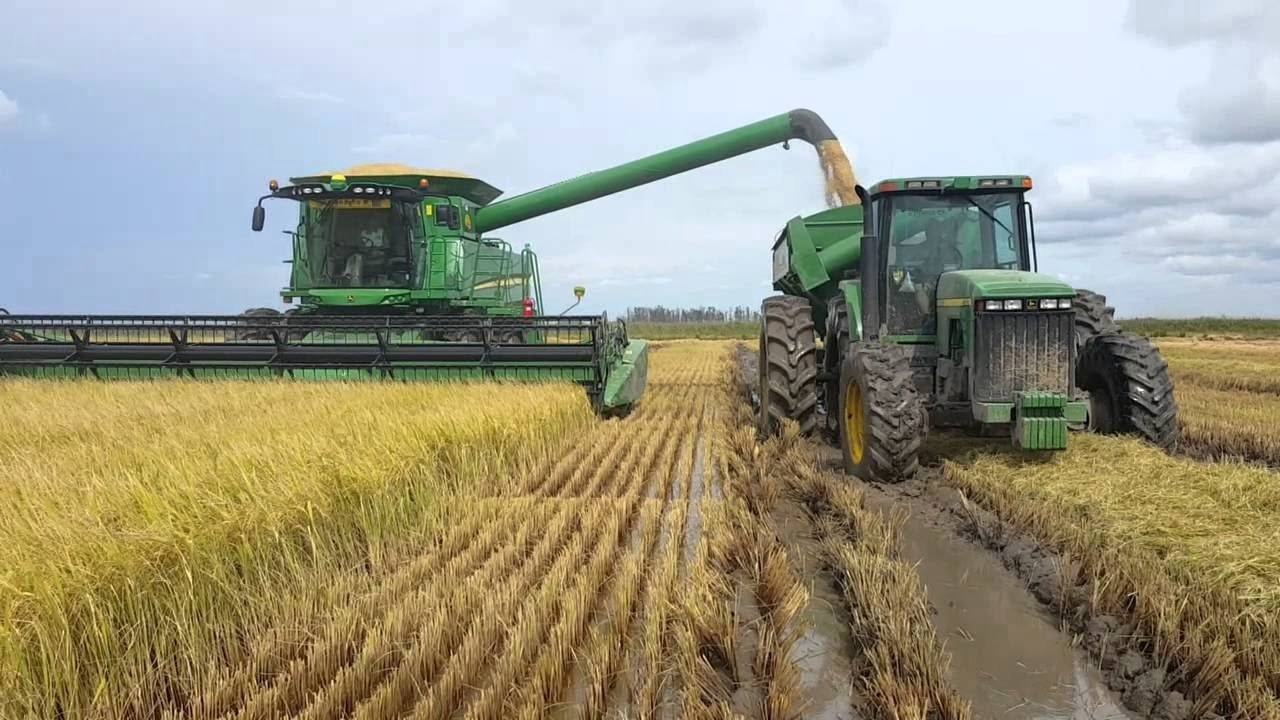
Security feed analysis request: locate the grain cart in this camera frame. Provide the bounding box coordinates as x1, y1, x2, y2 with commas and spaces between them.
1, 110, 855, 414
761, 177, 1178, 481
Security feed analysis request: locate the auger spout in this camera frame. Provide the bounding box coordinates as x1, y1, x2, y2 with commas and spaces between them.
473, 109, 859, 233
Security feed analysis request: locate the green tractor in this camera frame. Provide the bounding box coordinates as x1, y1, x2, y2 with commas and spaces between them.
0, 109, 854, 415
761, 176, 1178, 481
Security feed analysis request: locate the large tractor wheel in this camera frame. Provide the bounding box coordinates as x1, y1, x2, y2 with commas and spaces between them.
1076, 332, 1178, 450
838, 341, 927, 483
1073, 288, 1120, 350
758, 295, 819, 437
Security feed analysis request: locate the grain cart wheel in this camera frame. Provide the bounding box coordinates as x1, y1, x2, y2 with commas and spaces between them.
1076, 332, 1178, 451
758, 295, 819, 437
838, 341, 926, 483
823, 296, 853, 438
1072, 288, 1120, 351
229, 307, 282, 341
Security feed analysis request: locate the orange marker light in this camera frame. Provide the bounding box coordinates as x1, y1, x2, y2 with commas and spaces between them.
1022, 177, 1033, 189
877, 181, 898, 192
268, 179, 279, 191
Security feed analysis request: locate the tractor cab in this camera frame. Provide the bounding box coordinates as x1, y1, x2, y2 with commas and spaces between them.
868, 176, 1034, 337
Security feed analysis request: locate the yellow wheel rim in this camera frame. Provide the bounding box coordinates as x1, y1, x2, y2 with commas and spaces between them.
844, 380, 865, 464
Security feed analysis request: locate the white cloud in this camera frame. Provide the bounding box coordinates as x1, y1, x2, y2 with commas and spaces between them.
1129, 0, 1280, 144
0, 90, 18, 125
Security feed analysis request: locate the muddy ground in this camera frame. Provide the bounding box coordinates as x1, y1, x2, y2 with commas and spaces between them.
734, 343, 1209, 720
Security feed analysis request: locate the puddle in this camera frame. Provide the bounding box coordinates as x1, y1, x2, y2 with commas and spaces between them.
860, 489, 1136, 720
770, 497, 861, 720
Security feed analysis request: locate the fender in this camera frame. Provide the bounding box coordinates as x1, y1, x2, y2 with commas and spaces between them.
837, 279, 864, 343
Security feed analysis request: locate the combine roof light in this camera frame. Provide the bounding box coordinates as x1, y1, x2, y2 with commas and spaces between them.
419, 178, 430, 189
983, 300, 1004, 311
268, 179, 279, 191
1003, 299, 1023, 311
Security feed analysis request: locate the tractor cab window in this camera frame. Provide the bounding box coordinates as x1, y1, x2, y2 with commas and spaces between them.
884, 192, 1026, 335
304, 200, 416, 288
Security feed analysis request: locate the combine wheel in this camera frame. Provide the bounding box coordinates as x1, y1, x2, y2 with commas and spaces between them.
837, 341, 926, 483
758, 295, 819, 437
229, 307, 282, 341
1076, 332, 1179, 450
1072, 288, 1119, 350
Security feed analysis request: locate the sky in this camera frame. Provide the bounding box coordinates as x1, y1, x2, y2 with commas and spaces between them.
2, 0, 1278, 318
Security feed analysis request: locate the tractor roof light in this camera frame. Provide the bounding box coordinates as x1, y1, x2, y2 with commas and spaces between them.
419, 178, 430, 189
268, 179, 279, 191
1003, 299, 1023, 311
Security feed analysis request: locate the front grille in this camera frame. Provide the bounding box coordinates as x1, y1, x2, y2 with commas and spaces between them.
973, 312, 1074, 402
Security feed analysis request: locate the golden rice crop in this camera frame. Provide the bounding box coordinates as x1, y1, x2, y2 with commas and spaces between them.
1174, 383, 1280, 466
942, 434, 1280, 719
1159, 339, 1280, 396
0, 378, 592, 719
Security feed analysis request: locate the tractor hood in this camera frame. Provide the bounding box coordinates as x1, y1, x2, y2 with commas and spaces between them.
936, 270, 1074, 300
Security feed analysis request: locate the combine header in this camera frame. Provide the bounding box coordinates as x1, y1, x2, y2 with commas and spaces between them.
2, 109, 857, 413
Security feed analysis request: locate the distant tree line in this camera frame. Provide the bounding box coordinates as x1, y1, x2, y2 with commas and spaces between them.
624, 306, 760, 323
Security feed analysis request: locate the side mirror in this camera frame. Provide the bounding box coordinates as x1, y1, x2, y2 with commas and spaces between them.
252, 206, 266, 232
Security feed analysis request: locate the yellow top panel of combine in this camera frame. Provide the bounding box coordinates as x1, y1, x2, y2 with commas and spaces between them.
288, 164, 503, 206
315, 164, 476, 179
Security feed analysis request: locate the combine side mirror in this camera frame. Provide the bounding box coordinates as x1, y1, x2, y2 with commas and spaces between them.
251, 206, 266, 232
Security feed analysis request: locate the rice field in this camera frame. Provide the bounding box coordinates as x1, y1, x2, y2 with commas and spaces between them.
6, 331, 1279, 720
6, 340, 883, 720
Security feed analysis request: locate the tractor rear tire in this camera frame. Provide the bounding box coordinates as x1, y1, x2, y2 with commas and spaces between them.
758, 295, 819, 437
1073, 289, 1119, 350
1076, 332, 1178, 450
838, 341, 927, 483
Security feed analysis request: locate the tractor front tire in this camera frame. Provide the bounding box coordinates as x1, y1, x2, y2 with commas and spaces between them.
1073, 288, 1120, 351
758, 295, 819, 437
837, 341, 927, 483
1076, 332, 1178, 450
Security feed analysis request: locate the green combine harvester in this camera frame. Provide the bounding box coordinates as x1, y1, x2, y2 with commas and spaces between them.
760, 176, 1180, 480
0, 109, 856, 414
